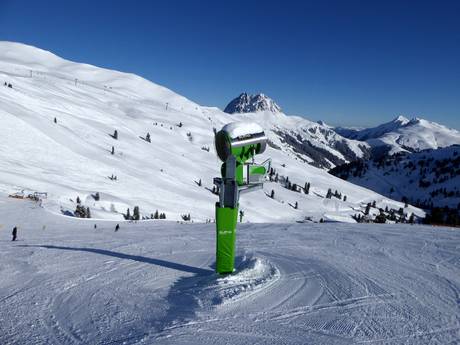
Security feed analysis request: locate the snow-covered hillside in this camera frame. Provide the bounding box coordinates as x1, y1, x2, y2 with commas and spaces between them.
1, 196, 459, 344
0, 41, 413, 222
336, 115, 460, 155
330, 145, 460, 210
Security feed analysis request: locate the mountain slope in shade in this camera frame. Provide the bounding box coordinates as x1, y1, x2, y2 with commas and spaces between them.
336, 116, 460, 154
0, 41, 416, 222
330, 145, 460, 209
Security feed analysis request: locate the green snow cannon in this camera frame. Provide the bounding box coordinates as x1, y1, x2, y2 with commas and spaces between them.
213, 122, 271, 274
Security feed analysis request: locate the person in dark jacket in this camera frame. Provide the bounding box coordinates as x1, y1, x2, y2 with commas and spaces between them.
115, 224, 120, 232
12, 226, 17, 241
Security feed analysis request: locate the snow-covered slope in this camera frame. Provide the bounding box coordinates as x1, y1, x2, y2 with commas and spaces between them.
0, 41, 417, 222
330, 145, 460, 209
336, 116, 460, 155
1, 196, 459, 344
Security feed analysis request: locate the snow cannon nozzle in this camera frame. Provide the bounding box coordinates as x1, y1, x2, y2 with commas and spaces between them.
215, 122, 267, 163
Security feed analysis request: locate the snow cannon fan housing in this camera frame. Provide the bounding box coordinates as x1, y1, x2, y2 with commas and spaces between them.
215, 122, 267, 163
215, 122, 270, 187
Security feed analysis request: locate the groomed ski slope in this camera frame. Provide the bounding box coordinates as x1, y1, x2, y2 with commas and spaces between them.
1, 196, 459, 344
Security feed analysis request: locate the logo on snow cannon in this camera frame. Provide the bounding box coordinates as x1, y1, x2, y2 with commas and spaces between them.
213, 122, 271, 274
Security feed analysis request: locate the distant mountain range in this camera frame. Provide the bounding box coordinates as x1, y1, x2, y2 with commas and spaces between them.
223, 93, 460, 168
335, 115, 460, 155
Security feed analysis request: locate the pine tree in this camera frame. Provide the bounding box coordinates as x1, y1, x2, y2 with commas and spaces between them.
86, 207, 91, 218
146, 132, 151, 143
326, 188, 332, 199
154, 209, 159, 219
113, 130, 118, 139
133, 206, 140, 221
365, 203, 371, 215
372, 200, 376, 208
54, 117, 57, 124
76, 196, 81, 204
126, 208, 131, 220
304, 182, 310, 194
270, 189, 275, 199
409, 213, 415, 224
111, 146, 115, 155
198, 179, 202, 187
295, 201, 298, 209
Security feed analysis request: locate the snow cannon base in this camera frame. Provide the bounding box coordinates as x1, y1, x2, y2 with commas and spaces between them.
215, 204, 238, 274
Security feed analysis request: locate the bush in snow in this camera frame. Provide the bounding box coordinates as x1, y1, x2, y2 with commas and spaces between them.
92, 192, 100, 201
74, 204, 91, 218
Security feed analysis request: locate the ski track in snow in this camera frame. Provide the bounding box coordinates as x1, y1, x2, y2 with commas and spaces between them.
1, 197, 459, 344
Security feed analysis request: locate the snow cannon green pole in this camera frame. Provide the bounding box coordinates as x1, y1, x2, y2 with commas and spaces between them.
214, 122, 271, 274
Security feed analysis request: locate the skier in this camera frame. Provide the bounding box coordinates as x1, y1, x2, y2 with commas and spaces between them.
115, 224, 120, 232
12, 226, 17, 241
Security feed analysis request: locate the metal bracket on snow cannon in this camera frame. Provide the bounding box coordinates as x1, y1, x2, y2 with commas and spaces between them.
213, 122, 271, 274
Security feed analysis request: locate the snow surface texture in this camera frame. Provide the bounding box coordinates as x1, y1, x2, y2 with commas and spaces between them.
0, 41, 414, 222
0, 196, 459, 344
221, 121, 264, 139
336, 115, 460, 155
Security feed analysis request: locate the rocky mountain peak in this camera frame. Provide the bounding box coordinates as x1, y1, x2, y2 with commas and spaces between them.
224, 93, 282, 114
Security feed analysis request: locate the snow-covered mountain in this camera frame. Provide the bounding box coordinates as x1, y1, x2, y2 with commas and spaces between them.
224, 92, 282, 114
330, 145, 460, 210
223, 94, 371, 169
226, 110, 371, 169
335, 115, 460, 155
0, 41, 417, 222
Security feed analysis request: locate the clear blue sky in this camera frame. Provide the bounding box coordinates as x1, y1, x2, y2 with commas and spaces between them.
1, 0, 459, 129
